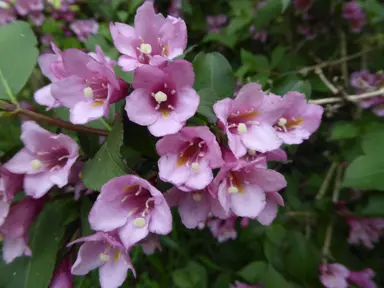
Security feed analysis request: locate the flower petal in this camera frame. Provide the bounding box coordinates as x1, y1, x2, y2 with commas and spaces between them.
71, 242, 105, 275
230, 184, 266, 218
125, 89, 158, 126
241, 122, 282, 153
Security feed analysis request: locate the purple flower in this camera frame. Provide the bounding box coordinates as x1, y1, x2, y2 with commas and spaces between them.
166, 187, 228, 229
69, 20, 99, 42
125, 60, 199, 137
14, 0, 43, 16
0, 197, 44, 263
4, 121, 79, 198
110, 2, 187, 71
157, 126, 223, 191
214, 83, 285, 158
70, 232, 135, 288
256, 191, 284, 226
207, 216, 237, 243
51, 47, 124, 124
0, 1, 16, 24
49, 257, 73, 288
346, 217, 384, 249
273, 92, 323, 145
139, 233, 162, 255
350, 70, 376, 91
168, 0, 183, 17
88, 175, 172, 249
319, 263, 350, 288
348, 269, 377, 288
206, 15, 227, 33
0, 166, 23, 226
343, 1, 366, 33
211, 158, 286, 219
230, 281, 263, 288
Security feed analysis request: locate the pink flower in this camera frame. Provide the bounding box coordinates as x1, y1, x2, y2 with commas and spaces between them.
166, 187, 228, 229
256, 192, 284, 226
0, 166, 23, 226
206, 15, 227, 33
69, 20, 99, 42
207, 216, 237, 243
49, 257, 73, 288
139, 233, 162, 255
0, 1, 16, 24
0, 197, 44, 263
294, 0, 313, 13
213, 83, 285, 158
319, 263, 350, 288
110, 2, 187, 71
34, 43, 68, 109
70, 232, 135, 288
88, 175, 172, 249
350, 70, 376, 91
212, 157, 287, 218
346, 217, 384, 249
343, 1, 366, 33
51, 47, 124, 124
4, 121, 79, 198
273, 92, 323, 145
14, 0, 43, 16
125, 60, 199, 137
348, 269, 377, 288
230, 281, 263, 288
157, 126, 223, 191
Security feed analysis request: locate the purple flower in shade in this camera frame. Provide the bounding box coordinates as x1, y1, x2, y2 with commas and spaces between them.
125, 60, 199, 137
346, 217, 384, 249
165, 187, 228, 229
342, 1, 366, 33
350, 70, 376, 91
207, 216, 237, 243
0, 197, 44, 263
297, 23, 317, 40
273, 92, 323, 145
206, 15, 227, 33
51, 47, 125, 124
0, 167, 23, 226
168, 0, 183, 17
213, 83, 285, 158
348, 269, 377, 288
110, 2, 187, 72
230, 281, 263, 288
88, 175, 172, 249
70, 232, 135, 288
139, 233, 162, 255
4, 121, 79, 198
156, 126, 223, 191
69, 20, 99, 42
0, 1, 16, 24
14, 0, 43, 16
34, 43, 69, 109
294, 0, 313, 13
211, 157, 287, 219
49, 257, 73, 288
249, 26, 268, 43
256, 191, 284, 226
29, 11, 44, 26
319, 263, 350, 288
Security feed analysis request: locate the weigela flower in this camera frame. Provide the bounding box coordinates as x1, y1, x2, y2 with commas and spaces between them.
319, 263, 350, 288
139, 233, 162, 255
256, 191, 284, 226
4, 121, 79, 198
166, 187, 228, 229
70, 232, 135, 288
110, 2, 187, 71
0, 1, 16, 24
273, 92, 323, 145
14, 0, 43, 16
348, 268, 377, 288
0, 166, 23, 226
207, 216, 237, 243
214, 83, 285, 158
343, 1, 366, 33
49, 257, 73, 288
0, 197, 44, 263
70, 19, 99, 42
125, 60, 199, 137
211, 157, 286, 218
157, 126, 223, 191
51, 47, 125, 124
346, 217, 384, 249
88, 175, 172, 249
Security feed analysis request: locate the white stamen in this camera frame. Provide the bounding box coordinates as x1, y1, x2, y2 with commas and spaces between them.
121, 195, 129, 203
248, 149, 256, 156
155, 104, 160, 110
0, 1, 10, 8
228, 186, 239, 194
278, 117, 287, 127
58, 155, 69, 161
154, 91, 167, 103
171, 90, 176, 95
168, 105, 175, 110
128, 207, 139, 216
192, 193, 202, 202
50, 165, 61, 172
37, 152, 49, 155
83, 87, 93, 98
31, 160, 42, 170
99, 253, 110, 262
191, 162, 200, 173
135, 187, 142, 196
133, 217, 146, 228
139, 43, 152, 54
237, 123, 247, 134
198, 152, 205, 157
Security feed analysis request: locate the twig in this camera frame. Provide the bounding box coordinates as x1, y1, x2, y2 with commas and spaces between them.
332, 166, 344, 203
310, 88, 384, 105
316, 161, 338, 200
339, 30, 349, 87
314, 68, 339, 95
0, 100, 109, 136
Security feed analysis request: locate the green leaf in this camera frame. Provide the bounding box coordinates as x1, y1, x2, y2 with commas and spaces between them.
253, 0, 283, 30
271, 75, 312, 98
193, 52, 235, 99
329, 122, 359, 140
0, 21, 38, 100
84, 34, 118, 60
25, 199, 77, 288
202, 31, 238, 49
78, 133, 100, 158
0, 117, 22, 153
362, 129, 384, 155
241, 50, 270, 73
360, 194, 384, 217
128, 0, 144, 14
172, 261, 207, 288
270, 46, 286, 68
0, 257, 29, 288
82, 118, 129, 191
238, 261, 267, 284
114, 66, 134, 84
266, 224, 286, 245
281, 0, 291, 11
264, 265, 292, 288
196, 88, 219, 123
342, 155, 384, 190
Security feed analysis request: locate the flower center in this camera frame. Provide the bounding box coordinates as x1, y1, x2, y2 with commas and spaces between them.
133, 217, 146, 228
237, 123, 247, 134
192, 192, 202, 202
151, 83, 177, 116
227, 108, 259, 134
177, 139, 206, 167
31, 159, 42, 170
83, 87, 94, 98
139, 43, 152, 55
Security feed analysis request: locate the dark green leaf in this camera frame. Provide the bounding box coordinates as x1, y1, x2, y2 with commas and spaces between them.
82, 118, 129, 191
266, 224, 286, 245
362, 129, 384, 155
114, 66, 134, 84
271, 75, 311, 98
241, 50, 270, 73
196, 88, 219, 123
238, 261, 267, 284
0, 117, 21, 153
253, 0, 283, 30
360, 194, 384, 217
172, 261, 207, 288
264, 265, 292, 288
329, 122, 359, 140
281, 0, 291, 11
0, 257, 29, 288
78, 133, 100, 158
84, 34, 118, 60
0, 21, 38, 99
271, 46, 286, 68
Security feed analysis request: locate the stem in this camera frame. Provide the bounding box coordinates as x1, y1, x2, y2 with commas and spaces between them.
332, 166, 344, 203
0, 69, 19, 106
99, 118, 112, 131
314, 68, 339, 95
339, 30, 349, 87
310, 88, 384, 105
0, 100, 109, 136
316, 161, 338, 200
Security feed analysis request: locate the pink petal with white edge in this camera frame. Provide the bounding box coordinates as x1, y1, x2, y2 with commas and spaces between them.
149, 201, 173, 235
71, 242, 105, 275
125, 89, 158, 126
119, 220, 149, 249
133, 65, 165, 90
34, 84, 60, 109
240, 122, 282, 153
182, 160, 213, 191
2, 237, 30, 264
163, 60, 194, 90
24, 172, 55, 198
148, 116, 184, 137
178, 192, 210, 229
51, 76, 86, 108
70, 101, 106, 124
4, 149, 40, 175
110, 22, 138, 57
230, 184, 266, 218
227, 132, 247, 158
158, 153, 190, 185
99, 254, 135, 288
213, 98, 231, 126
172, 88, 200, 122
117, 55, 140, 72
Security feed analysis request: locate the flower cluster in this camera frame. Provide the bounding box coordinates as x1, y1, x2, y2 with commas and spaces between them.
346, 216, 384, 249
350, 70, 384, 116
343, 1, 366, 33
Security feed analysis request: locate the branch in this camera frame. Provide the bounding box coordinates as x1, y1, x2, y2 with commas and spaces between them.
0, 100, 109, 136
316, 161, 338, 200
310, 88, 384, 105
